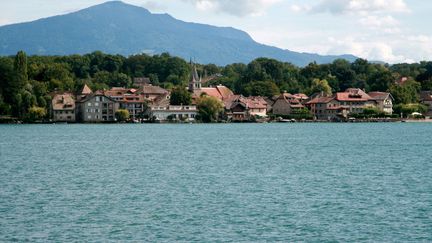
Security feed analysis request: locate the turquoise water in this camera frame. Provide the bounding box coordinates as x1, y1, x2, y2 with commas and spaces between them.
0, 124, 431, 242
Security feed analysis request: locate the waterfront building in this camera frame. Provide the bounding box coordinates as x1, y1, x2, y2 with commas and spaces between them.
306, 88, 394, 120
76, 86, 119, 122
148, 105, 197, 121
306, 97, 346, 121
224, 95, 267, 121
104, 85, 169, 120
420, 91, 432, 116
368, 92, 394, 114
52, 93, 76, 122
272, 92, 306, 116
105, 87, 147, 120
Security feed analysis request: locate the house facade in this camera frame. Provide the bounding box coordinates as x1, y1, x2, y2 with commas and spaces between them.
76, 86, 119, 122
306, 97, 347, 120
225, 95, 267, 121
420, 91, 432, 116
306, 88, 394, 120
368, 92, 394, 114
272, 93, 305, 116
105, 88, 147, 120
52, 93, 76, 122
148, 105, 197, 121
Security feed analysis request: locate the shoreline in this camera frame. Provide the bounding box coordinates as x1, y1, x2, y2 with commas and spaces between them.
2, 119, 432, 125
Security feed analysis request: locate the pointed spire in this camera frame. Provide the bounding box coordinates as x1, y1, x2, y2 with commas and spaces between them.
188, 60, 202, 92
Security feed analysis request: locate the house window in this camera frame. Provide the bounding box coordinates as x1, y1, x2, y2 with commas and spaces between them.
87, 102, 92, 107
87, 115, 91, 119
95, 102, 99, 106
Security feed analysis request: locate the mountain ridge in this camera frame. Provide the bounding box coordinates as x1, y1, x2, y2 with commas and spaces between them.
0, 1, 358, 66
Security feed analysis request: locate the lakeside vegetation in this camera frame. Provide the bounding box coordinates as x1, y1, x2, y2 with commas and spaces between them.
1, 51, 431, 121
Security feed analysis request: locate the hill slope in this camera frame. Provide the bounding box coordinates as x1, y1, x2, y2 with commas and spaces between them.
0, 1, 357, 66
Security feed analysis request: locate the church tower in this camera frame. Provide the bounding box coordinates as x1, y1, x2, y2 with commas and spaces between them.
188, 61, 202, 92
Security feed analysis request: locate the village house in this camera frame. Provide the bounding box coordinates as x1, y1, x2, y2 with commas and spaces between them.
335, 88, 375, 114
52, 93, 76, 122
147, 105, 197, 122
272, 92, 306, 116
368, 92, 394, 114
103, 85, 169, 120
306, 88, 394, 120
306, 96, 346, 120
75, 85, 119, 122
104, 87, 147, 120
141, 84, 170, 102
420, 91, 432, 116
224, 95, 267, 121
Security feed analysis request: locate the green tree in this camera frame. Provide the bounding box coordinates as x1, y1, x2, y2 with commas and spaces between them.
26, 106, 47, 122
394, 103, 428, 117
389, 79, 421, 104
244, 80, 280, 97
309, 78, 332, 96
115, 109, 130, 122
197, 96, 224, 123
14, 51, 28, 87
170, 87, 192, 105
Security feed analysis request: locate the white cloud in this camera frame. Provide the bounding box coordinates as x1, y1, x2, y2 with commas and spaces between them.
310, 0, 410, 15
290, 4, 311, 13
182, 0, 281, 17
141, 1, 167, 11
325, 36, 419, 63
358, 15, 401, 33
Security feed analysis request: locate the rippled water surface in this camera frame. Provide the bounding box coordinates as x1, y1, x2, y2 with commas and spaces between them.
1, 123, 431, 241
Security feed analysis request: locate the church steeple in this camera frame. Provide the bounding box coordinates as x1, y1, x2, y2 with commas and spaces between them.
188, 61, 202, 92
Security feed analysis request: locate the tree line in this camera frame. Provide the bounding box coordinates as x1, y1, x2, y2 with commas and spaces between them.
1, 51, 432, 119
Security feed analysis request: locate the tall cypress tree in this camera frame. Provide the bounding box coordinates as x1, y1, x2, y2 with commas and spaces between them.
10, 51, 28, 117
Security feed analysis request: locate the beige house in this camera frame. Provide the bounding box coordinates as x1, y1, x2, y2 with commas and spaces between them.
52, 93, 76, 122
306, 88, 394, 120
368, 92, 394, 114
335, 88, 375, 114
272, 93, 305, 116
306, 97, 346, 120
104, 87, 148, 120
141, 85, 169, 102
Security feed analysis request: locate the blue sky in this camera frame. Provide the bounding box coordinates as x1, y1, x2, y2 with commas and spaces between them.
1, 0, 431, 63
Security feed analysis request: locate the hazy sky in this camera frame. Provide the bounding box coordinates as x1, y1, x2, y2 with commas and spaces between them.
1, 0, 431, 63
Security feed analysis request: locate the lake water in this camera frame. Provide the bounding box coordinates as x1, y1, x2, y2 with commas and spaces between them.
0, 123, 431, 242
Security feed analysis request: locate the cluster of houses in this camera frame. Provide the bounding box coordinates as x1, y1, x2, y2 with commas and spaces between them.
52, 64, 399, 123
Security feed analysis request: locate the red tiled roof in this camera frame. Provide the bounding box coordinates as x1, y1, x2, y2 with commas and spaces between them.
140, 85, 168, 95
336, 88, 371, 101
216, 86, 234, 99
225, 95, 267, 110
293, 93, 309, 100
52, 93, 75, 110
368, 92, 390, 100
